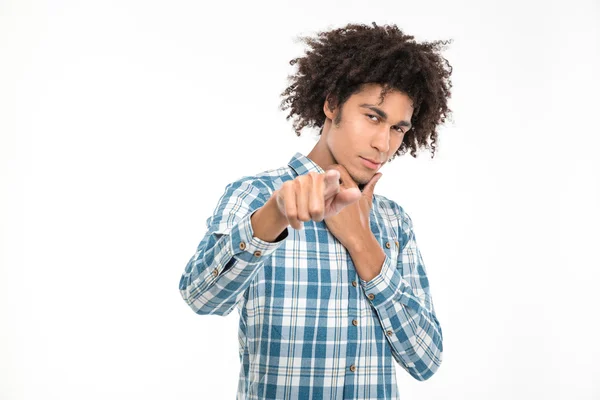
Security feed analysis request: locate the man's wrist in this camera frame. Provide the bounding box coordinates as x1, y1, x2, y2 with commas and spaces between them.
250, 195, 289, 242
347, 234, 385, 283
347, 232, 379, 254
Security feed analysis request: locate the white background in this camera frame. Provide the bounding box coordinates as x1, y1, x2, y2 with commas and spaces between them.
2, 0, 599, 399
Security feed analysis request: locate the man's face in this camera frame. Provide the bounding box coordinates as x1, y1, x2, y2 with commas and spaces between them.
323, 83, 414, 188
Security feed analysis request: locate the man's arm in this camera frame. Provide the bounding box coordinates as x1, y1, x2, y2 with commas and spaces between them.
349, 208, 443, 381
178, 179, 289, 316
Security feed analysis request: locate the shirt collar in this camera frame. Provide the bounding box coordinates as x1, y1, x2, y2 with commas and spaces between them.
287, 152, 325, 176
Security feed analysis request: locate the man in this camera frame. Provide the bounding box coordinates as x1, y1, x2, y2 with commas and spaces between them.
179, 22, 452, 399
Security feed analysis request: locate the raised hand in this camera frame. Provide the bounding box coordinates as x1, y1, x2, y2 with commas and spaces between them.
272, 170, 362, 230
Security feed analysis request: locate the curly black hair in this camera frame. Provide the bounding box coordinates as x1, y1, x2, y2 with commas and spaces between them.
279, 22, 453, 159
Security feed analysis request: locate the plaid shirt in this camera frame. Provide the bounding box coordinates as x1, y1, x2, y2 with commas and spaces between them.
179, 152, 443, 399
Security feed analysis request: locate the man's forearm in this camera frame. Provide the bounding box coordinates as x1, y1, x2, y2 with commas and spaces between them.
347, 235, 386, 283
251, 195, 289, 243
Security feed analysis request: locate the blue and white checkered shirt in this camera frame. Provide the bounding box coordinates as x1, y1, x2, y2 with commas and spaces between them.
179, 152, 443, 399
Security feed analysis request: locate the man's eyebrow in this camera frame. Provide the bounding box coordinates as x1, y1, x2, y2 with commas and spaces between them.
359, 103, 412, 129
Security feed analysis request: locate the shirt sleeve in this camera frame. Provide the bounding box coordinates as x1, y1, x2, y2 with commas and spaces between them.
359, 206, 443, 381
179, 178, 289, 317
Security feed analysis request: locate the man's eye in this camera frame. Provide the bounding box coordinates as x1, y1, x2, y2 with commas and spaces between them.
368, 114, 406, 134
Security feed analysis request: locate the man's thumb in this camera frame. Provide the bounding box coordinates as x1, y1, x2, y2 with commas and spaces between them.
364, 173, 382, 195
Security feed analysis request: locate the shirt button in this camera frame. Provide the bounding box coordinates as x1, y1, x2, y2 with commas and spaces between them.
367, 293, 375, 300
351, 281, 357, 287
239, 242, 246, 250
386, 330, 393, 336
352, 319, 358, 326
385, 241, 391, 249
212, 268, 219, 277
253, 250, 262, 257
395, 241, 399, 247
349, 364, 356, 372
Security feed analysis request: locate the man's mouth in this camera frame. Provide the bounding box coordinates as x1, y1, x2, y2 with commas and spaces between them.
360, 157, 381, 169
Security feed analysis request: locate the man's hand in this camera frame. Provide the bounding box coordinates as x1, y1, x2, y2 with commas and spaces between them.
323, 165, 382, 251
272, 169, 362, 230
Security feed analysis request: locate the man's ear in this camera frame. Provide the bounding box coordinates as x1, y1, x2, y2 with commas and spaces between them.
323, 94, 337, 120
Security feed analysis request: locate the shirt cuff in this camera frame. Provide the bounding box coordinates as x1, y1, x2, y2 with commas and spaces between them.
359, 253, 425, 313
228, 209, 289, 266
